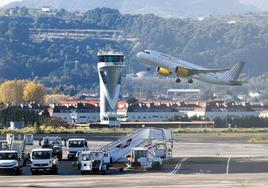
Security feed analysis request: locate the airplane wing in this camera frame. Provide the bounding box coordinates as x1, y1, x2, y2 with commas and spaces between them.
187, 68, 229, 75
175, 66, 229, 77
175, 61, 245, 77
229, 80, 248, 86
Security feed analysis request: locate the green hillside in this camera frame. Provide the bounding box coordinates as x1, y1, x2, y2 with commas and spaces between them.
0, 7, 268, 92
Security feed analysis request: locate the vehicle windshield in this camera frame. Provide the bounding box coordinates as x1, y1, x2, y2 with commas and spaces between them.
44, 138, 61, 146
0, 152, 18, 160
134, 150, 147, 158
50, 140, 61, 145
0, 142, 9, 150
32, 151, 51, 159
81, 154, 92, 161
81, 152, 100, 161
69, 140, 86, 148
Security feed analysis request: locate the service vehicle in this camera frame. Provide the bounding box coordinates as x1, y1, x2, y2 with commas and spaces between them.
24, 134, 34, 145
41, 136, 63, 160
79, 151, 109, 174
67, 138, 88, 160
128, 146, 167, 170
77, 128, 173, 174
30, 148, 58, 175
127, 141, 172, 170
0, 150, 24, 175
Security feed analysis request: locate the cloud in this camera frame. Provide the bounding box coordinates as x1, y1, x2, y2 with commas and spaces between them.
240, 0, 268, 10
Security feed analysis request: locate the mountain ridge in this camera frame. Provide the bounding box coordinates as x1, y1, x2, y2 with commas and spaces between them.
3, 0, 260, 18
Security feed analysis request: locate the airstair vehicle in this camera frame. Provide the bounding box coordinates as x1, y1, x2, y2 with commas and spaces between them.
78, 128, 173, 174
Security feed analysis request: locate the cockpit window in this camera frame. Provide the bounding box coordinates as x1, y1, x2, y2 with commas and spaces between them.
145, 51, 150, 54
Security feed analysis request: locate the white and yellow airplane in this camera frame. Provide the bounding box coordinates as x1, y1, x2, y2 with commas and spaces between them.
137, 50, 246, 86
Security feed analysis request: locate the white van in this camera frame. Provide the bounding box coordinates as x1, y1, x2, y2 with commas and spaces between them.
67, 139, 88, 160
30, 148, 58, 175
0, 150, 23, 175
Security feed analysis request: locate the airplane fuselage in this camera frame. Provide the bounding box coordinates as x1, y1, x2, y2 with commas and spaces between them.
137, 50, 244, 86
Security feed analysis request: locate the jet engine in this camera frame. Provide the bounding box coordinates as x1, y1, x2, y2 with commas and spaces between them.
175, 67, 190, 77
156, 67, 172, 76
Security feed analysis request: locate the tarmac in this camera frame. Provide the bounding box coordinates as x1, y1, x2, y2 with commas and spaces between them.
0, 134, 268, 187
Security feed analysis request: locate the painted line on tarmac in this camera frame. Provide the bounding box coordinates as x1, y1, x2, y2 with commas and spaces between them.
226, 157, 231, 174
170, 157, 188, 175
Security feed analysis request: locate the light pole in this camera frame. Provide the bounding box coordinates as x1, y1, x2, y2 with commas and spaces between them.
225, 108, 228, 128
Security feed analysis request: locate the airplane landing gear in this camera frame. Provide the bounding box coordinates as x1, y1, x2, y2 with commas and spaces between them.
188, 79, 193, 84
176, 78, 181, 83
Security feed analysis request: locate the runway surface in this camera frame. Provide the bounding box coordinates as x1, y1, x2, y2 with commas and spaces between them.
1, 173, 268, 187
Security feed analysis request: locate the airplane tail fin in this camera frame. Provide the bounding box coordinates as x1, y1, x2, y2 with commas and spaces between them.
224, 61, 245, 81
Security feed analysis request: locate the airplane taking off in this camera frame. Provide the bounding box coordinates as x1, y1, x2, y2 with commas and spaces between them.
137, 50, 246, 86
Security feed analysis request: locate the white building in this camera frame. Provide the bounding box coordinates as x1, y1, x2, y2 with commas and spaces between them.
41, 6, 52, 12
50, 100, 268, 124
49, 104, 100, 124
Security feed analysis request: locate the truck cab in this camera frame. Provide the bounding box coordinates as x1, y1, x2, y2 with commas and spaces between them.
30, 148, 58, 175
128, 147, 163, 170
79, 151, 110, 174
0, 150, 23, 175
41, 136, 63, 160
67, 138, 88, 160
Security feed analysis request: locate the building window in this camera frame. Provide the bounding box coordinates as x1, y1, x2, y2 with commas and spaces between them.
98, 55, 124, 62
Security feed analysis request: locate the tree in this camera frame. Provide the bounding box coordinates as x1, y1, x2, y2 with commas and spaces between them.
0, 80, 26, 105
45, 94, 68, 104
42, 117, 68, 128
23, 81, 46, 104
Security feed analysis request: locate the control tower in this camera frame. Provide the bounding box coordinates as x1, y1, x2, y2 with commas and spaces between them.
97, 51, 124, 127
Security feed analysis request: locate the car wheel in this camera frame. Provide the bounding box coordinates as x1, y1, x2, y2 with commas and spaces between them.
101, 170, 107, 175
53, 167, 58, 175
152, 162, 161, 170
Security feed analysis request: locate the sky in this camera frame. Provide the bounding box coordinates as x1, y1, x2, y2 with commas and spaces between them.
240, 0, 268, 10
0, 0, 268, 10
0, 0, 20, 7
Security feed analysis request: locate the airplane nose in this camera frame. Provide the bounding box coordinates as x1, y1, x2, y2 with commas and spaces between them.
137, 52, 144, 59
137, 52, 153, 65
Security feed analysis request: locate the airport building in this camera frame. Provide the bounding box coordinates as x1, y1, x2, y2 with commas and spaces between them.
49, 99, 268, 125
97, 51, 124, 127
205, 100, 264, 119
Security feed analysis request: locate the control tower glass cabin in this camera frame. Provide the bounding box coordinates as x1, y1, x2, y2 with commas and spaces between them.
97, 51, 124, 127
